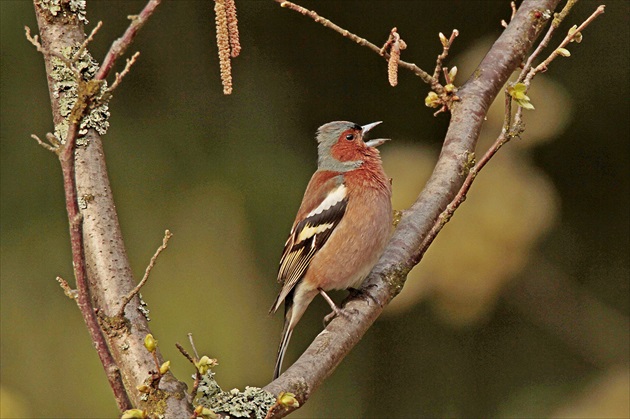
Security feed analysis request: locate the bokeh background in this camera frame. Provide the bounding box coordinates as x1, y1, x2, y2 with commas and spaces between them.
1, 1, 628, 417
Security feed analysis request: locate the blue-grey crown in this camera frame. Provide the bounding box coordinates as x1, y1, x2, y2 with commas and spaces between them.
316, 121, 361, 146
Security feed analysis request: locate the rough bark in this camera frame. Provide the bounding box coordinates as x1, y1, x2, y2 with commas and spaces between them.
33, 1, 192, 416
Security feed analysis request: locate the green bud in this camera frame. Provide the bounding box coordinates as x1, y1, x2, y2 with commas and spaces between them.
439, 32, 448, 47
278, 392, 300, 408
556, 47, 571, 57
194, 405, 217, 419
121, 409, 147, 419
516, 98, 535, 110
448, 66, 458, 82
195, 356, 217, 375
136, 384, 150, 394
143, 334, 157, 353
507, 83, 534, 110
507, 82, 527, 100
568, 25, 583, 43
200, 407, 217, 419
159, 360, 171, 375
424, 91, 440, 108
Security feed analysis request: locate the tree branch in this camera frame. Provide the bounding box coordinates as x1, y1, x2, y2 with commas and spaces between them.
524, 4, 605, 84
31, 0, 191, 416
94, 0, 161, 81
117, 230, 173, 318
60, 117, 131, 411
275, 0, 444, 94
264, 0, 562, 414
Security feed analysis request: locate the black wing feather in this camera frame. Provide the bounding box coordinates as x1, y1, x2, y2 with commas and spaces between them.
270, 197, 348, 313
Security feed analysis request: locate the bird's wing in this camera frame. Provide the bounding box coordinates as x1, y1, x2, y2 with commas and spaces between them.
270, 172, 348, 313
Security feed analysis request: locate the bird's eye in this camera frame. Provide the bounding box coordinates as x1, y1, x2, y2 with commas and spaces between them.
345, 134, 355, 141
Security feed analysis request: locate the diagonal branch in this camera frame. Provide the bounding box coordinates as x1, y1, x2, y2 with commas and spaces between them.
117, 230, 173, 318
95, 0, 161, 81
264, 0, 562, 415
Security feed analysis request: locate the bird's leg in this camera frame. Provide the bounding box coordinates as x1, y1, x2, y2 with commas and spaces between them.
319, 288, 343, 315
319, 288, 348, 326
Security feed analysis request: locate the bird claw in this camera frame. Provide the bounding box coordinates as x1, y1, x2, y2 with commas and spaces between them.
323, 304, 350, 327
322, 287, 379, 327
346, 285, 378, 306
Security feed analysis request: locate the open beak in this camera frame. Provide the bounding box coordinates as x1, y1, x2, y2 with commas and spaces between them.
361, 121, 382, 134
362, 121, 390, 148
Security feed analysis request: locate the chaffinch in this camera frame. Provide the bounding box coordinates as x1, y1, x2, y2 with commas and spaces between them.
270, 121, 393, 379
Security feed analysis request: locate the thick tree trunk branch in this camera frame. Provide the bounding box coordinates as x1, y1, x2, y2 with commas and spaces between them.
264, 0, 562, 414
32, 1, 191, 416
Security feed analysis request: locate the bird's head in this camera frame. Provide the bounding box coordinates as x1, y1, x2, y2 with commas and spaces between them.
315, 121, 389, 172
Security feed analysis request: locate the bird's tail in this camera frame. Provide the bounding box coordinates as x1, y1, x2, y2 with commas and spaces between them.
273, 305, 294, 380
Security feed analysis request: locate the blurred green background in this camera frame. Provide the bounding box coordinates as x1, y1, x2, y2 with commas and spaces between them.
1, 1, 628, 418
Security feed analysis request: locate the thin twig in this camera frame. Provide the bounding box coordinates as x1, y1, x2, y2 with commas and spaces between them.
186, 334, 202, 397
510, 1, 518, 20
24, 25, 46, 54
421, 5, 607, 264
514, 4, 605, 127
176, 342, 196, 365
379, 30, 396, 55
147, 351, 165, 390
176, 342, 197, 401
74, 21, 103, 61
108, 51, 141, 93
25, 26, 73, 68
442, 67, 450, 84
31, 134, 58, 153
56, 276, 78, 300
188, 333, 200, 359
524, 4, 605, 84
517, 19, 555, 80
518, 0, 574, 82
190, 372, 201, 398
433, 29, 458, 80
553, 0, 580, 27
501, 1, 517, 28
275, 0, 443, 93
412, 92, 515, 266
501, 1, 519, 28
95, 0, 162, 81
117, 229, 172, 318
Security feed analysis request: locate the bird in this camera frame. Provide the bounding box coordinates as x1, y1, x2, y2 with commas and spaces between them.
270, 120, 393, 380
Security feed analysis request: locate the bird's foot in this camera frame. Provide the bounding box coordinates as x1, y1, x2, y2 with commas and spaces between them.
319, 288, 350, 326
346, 285, 379, 306
323, 286, 378, 326
323, 307, 345, 326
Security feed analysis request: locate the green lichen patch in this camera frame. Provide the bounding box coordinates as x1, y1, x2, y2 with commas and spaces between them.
197, 372, 276, 419
37, 0, 88, 25
50, 46, 109, 144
